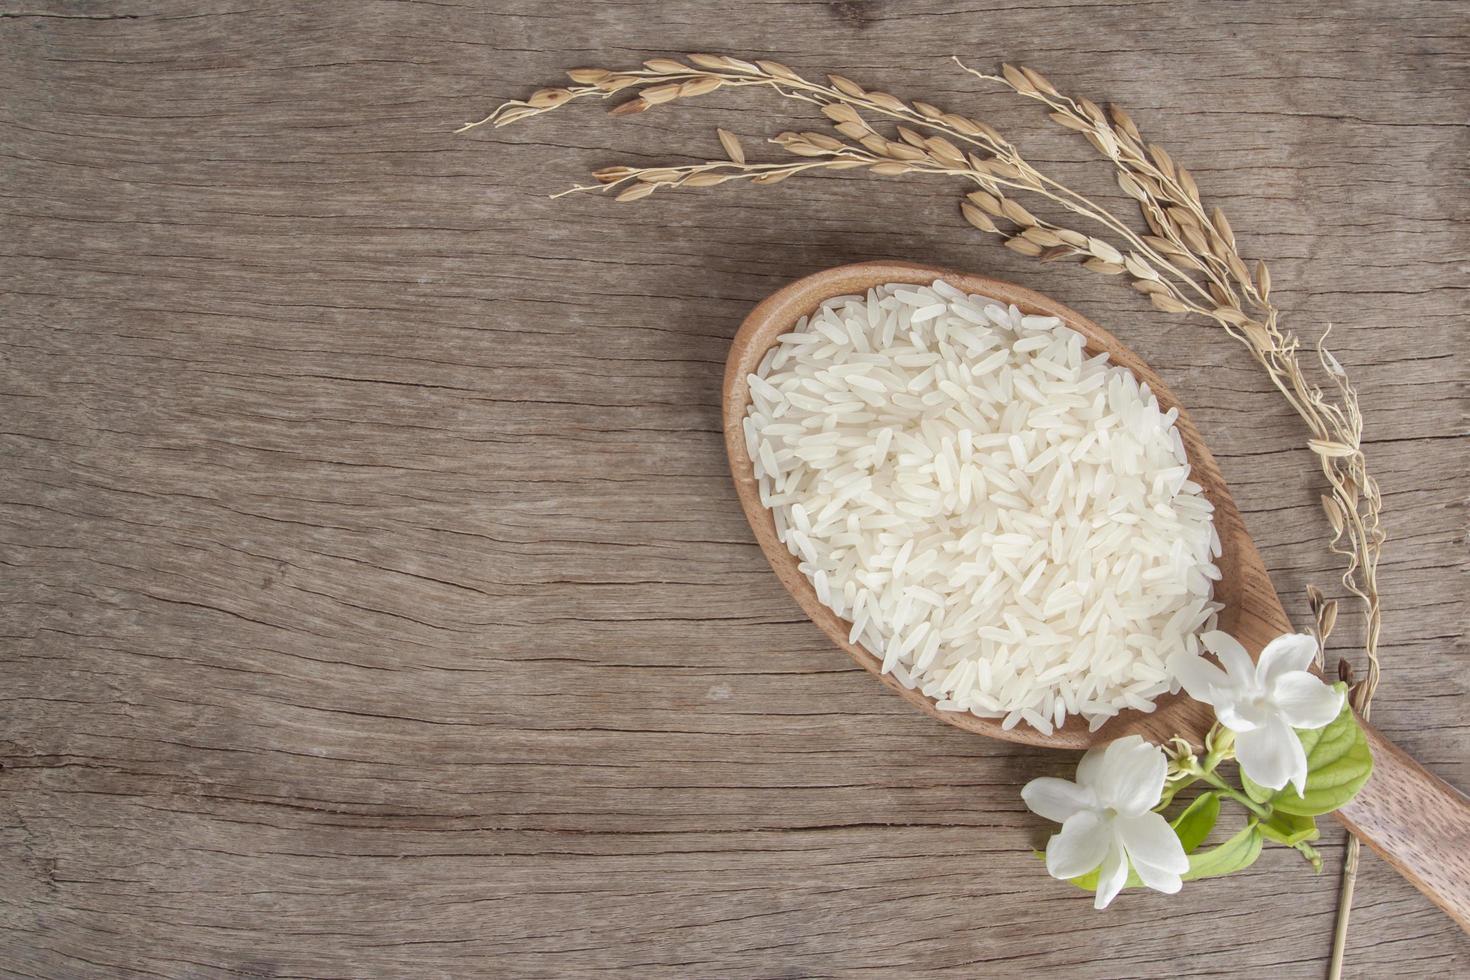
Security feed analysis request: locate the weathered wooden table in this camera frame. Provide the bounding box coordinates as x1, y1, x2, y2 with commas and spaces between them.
3, 3, 1465, 977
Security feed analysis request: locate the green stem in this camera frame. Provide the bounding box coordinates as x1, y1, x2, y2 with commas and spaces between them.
1155, 773, 1199, 811
1196, 769, 1272, 821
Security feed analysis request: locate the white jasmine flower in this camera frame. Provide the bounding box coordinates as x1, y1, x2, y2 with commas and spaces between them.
1022, 735, 1188, 909
1169, 631, 1344, 795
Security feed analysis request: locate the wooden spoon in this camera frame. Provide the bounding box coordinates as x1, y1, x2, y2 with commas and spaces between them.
722, 260, 1470, 928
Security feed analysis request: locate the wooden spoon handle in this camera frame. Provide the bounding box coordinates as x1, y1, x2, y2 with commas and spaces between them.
1333, 721, 1470, 931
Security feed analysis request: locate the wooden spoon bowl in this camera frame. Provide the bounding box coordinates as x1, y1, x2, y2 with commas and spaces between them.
722, 260, 1289, 751
722, 261, 1470, 927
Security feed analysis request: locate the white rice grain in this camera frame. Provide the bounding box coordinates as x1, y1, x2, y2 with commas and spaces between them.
743, 281, 1218, 731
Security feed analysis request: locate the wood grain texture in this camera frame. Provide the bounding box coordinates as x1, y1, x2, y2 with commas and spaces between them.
1, 1, 1466, 977
1338, 723, 1470, 932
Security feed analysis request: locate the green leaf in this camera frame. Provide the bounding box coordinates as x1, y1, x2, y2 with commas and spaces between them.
1170, 792, 1220, 853
1182, 821, 1263, 881
1240, 688, 1373, 816
1242, 772, 1275, 804
1261, 810, 1320, 847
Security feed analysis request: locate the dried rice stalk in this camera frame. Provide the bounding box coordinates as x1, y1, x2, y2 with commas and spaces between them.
466, 56, 1388, 969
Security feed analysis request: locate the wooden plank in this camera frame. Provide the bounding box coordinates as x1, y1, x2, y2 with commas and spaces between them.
1, 1, 1465, 976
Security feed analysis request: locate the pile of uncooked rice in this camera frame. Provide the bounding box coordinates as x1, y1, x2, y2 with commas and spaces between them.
743, 280, 1222, 734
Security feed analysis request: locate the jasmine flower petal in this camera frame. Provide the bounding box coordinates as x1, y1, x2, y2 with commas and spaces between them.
1235, 713, 1307, 793
1116, 811, 1189, 875
1200, 630, 1255, 685
1022, 776, 1096, 824
1046, 810, 1111, 880
1130, 860, 1183, 896
1093, 841, 1130, 910
1167, 650, 1230, 706
1256, 632, 1319, 686
1102, 738, 1168, 818
1271, 670, 1345, 730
